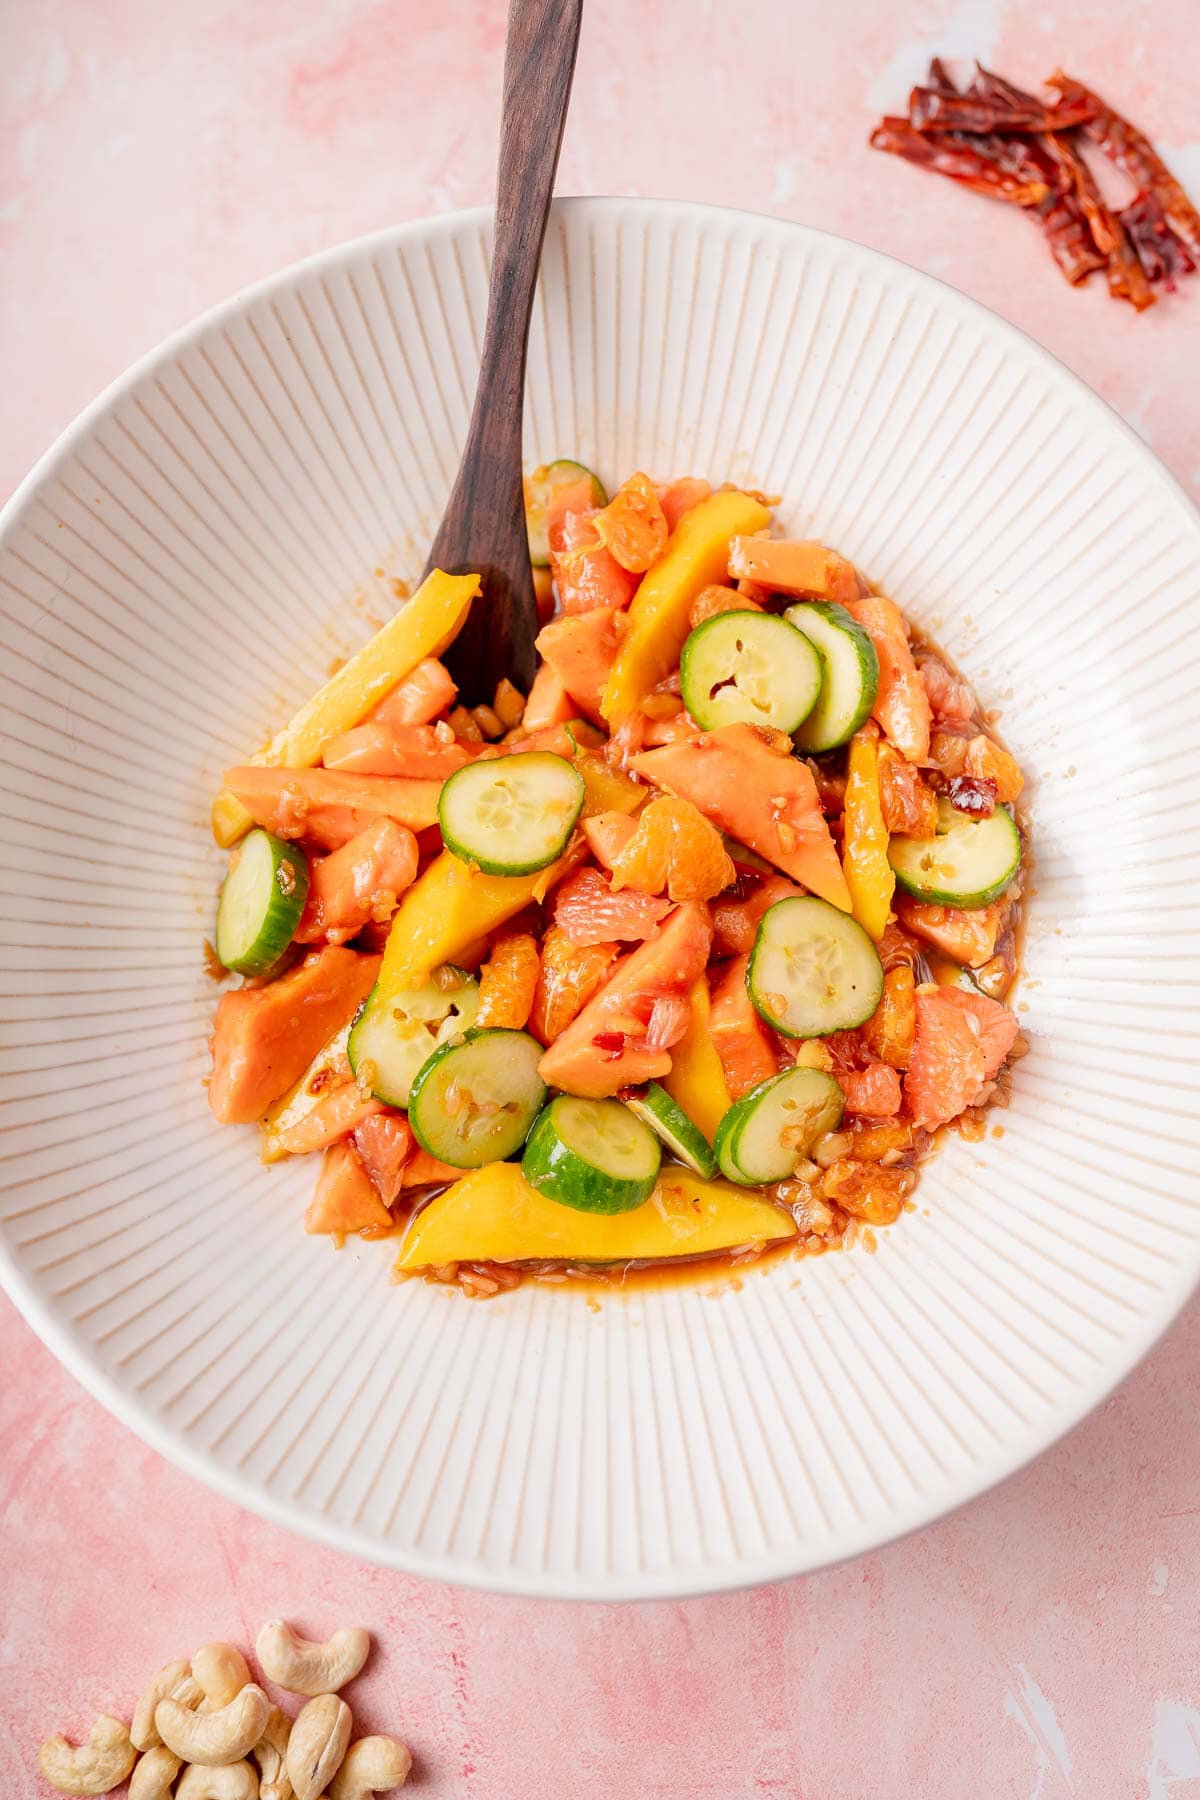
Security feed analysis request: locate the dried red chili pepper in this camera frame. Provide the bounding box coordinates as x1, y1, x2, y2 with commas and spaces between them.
1042, 133, 1116, 252
927, 56, 958, 97
1120, 191, 1197, 286
1042, 133, 1155, 310
1050, 71, 1200, 262
592, 1031, 627, 1057
870, 117, 1049, 207
873, 59, 1198, 312
965, 66, 1069, 192
945, 774, 998, 818
1034, 187, 1109, 285
909, 83, 1097, 136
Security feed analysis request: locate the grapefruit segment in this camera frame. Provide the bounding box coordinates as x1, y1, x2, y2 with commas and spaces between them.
903, 986, 1018, 1128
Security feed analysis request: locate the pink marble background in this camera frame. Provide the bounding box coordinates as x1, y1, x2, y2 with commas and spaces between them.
3, 1, 1200, 1793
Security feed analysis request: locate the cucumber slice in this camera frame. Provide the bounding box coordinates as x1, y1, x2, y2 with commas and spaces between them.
928, 955, 983, 995
786, 601, 880, 752
889, 797, 1021, 907
525, 460, 608, 565
438, 751, 585, 876
715, 1066, 845, 1185
215, 829, 309, 975
748, 895, 884, 1038
522, 1095, 661, 1213
623, 1082, 718, 1178
348, 968, 480, 1108
408, 1028, 547, 1168
680, 611, 823, 734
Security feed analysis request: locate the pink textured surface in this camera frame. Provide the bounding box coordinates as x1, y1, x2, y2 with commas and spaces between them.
3, 1, 1200, 1794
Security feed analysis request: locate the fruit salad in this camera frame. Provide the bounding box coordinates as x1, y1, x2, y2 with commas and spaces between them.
206, 466, 1027, 1297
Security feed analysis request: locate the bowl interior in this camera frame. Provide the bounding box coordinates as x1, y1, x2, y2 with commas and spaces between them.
2, 197, 1199, 1598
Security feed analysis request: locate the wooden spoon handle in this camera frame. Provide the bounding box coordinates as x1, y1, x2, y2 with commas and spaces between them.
428, 0, 584, 700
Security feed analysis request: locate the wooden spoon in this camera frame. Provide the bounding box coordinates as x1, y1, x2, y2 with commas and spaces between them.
425, 0, 584, 703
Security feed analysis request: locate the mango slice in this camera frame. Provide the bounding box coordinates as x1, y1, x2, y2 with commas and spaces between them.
378, 848, 575, 994
661, 977, 733, 1144
212, 568, 479, 846
395, 1160, 795, 1269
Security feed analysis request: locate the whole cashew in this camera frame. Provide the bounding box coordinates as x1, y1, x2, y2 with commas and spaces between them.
175, 1761, 260, 1800
328, 1735, 413, 1798
128, 1746, 183, 1800
285, 1694, 352, 1800
256, 1620, 370, 1697
252, 1704, 295, 1800
156, 1683, 269, 1766
37, 1716, 137, 1796
132, 1659, 202, 1752
194, 1643, 253, 1712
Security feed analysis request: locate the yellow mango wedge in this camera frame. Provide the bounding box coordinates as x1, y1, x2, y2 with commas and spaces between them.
212, 568, 480, 846
600, 490, 771, 728
662, 977, 732, 1145
378, 848, 575, 993
575, 750, 645, 818
841, 722, 894, 941
395, 1161, 796, 1270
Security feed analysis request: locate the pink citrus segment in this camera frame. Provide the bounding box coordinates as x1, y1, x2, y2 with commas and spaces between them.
553, 866, 673, 946
838, 1064, 903, 1117
903, 986, 1019, 1129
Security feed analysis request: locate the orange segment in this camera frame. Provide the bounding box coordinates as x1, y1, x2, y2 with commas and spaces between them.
878, 742, 939, 837
689, 583, 761, 630
590, 472, 669, 573
528, 926, 620, 1045
608, 796, 735, 902
475, 931, 541, 1029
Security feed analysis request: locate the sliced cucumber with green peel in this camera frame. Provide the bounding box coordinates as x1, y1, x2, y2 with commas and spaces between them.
408, 1028, 546, 1168
438, 751, 585, 875
525, 460, 607, 565
889, 797, 1021, 907
680, 611, 823, 734
348, 968, 480, 1107
215, 829, 309, 975
715, 1067, 845, 1185
786, 600, 880, 752
748, 895, 884, 1038
522, 1096, 661, 1213
623, 1082, 717, 1178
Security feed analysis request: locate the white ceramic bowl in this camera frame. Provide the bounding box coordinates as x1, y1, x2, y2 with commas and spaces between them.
3, 198, 1199, 1599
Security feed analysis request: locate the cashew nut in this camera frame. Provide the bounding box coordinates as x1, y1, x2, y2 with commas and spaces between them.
131, 1658, 202, 1752
255, 1620, 370, 1697
37, 1716, 137, 1796
252, 1704, 295, 1800
194, 1643, 253, 1711
328, 1735, 413, 1798
175, 1761, 260, 1800
285, 1694, 352, 1800
156, 1683, 269, 1766
128, 1746, 183, 1800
